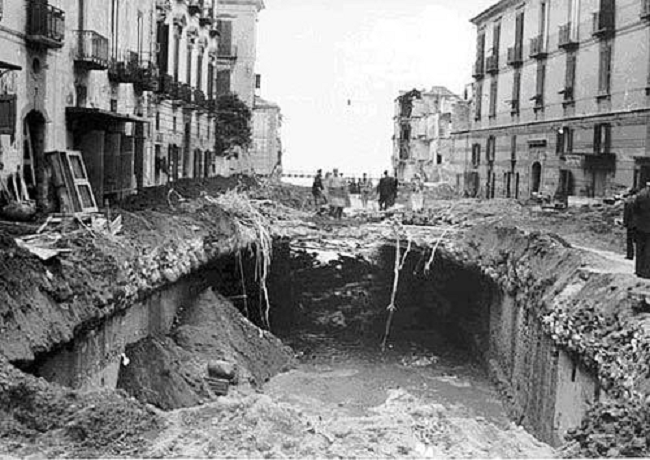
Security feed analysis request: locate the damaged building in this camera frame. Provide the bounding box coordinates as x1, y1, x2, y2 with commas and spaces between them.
392, 87, 467, 183
453, 0, 650, 199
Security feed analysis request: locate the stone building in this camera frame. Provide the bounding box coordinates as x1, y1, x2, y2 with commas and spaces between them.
453, 0, 650, 199
392, 87, 464, 183
153, 0, 220, 185
0, 0, 161, 207
251, 95, 282, 176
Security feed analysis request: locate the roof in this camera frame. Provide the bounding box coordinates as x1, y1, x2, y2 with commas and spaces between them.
427, 86, 458, 98
470, 0, 521, 25
0, 60, 21, 71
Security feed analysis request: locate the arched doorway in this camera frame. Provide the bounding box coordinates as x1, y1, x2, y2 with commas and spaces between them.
531, 162, 542, 194
24, 110, 46, 209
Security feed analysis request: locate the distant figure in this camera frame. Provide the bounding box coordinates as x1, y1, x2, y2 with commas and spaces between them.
312, 169, 325, 208
410, 174, 425, 212
328, 168, 347, 219
360, 173, 374, 209
633, 182, 650, 278
624, 188, 638, 260
378, 171, 398, 210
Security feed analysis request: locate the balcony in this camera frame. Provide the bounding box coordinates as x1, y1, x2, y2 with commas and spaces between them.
560, 87, 575, 105
26, 1, 65, 49
194, 88, 207, 108
592, 12, 615, 38
529, 35, 547, 59
200, 8, 214, 27
108, 51, 140, 84
485, 54, 499, 74
558, 23, 579, 50
643, 0, 650, 19
74, 30, 109, 70
217, 44, 238, 62
179, 83, 193, 105
188, 0, 202, 15
135, 61, 159, 92
472, 59, 485, 79
507, 45, 523, 67
157, 73, 174, 95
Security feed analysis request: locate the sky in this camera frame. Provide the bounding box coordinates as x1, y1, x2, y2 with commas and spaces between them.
256, 0, 497, 177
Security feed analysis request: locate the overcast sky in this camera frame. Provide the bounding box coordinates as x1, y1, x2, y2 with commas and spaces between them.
256, 0, 497, 177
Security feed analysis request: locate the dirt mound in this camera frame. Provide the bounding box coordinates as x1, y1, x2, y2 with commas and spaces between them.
117, 289, 294, 410
0, 356, 160, 458
119, 175, 257, 212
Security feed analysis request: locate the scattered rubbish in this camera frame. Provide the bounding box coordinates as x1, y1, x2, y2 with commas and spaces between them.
205, 377, 230, 396
400, 355, 439, 368
208, 360, 238, 382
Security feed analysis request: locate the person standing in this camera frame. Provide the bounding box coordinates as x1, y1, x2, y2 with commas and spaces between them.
624, 188, 638, 260
328, 169, 347, 219
410, 174, 424, 212
377, 171, 390, 210
360, 173, 373, 209
385, 171, 399, 209
633, 182, 650, 278
311, 169, 325, 208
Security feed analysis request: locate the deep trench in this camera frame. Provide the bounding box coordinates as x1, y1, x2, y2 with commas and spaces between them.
18, 238, 562, 447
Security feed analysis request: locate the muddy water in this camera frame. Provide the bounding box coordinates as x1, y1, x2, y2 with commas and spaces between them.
263, 331, 554, 458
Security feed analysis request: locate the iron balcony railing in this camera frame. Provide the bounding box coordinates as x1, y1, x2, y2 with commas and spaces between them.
643, 0, 650, 19
74, 30, 109, 70
507, 45, 523, 66
592, 12, 615, 38
529, 35, 547, 59
485, 53, 499, 74
27, 0, 65, 48
472, 59, 485, 79
558, 23, 579, 49
217, 44, 238, 61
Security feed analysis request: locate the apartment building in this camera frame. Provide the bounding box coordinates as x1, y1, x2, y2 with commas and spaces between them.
153, 0, 220, 185
251, 95, 282, 176
392, 87, 465, 183
453, 0, 650, 199
0, 0, 162, 207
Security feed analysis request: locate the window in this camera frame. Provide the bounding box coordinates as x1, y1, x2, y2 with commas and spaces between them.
173, 116, 177, 132
489, 78, 498, 118
475, 82, 483, 120
540, 0, 550, 47
217, 69, 231, 96
594, 123, 611, 154
197, 50, 203, 91
476, 31, 486, 74
186, 44, 193, 85
155, 112, 160, 130
0, 94, 16, 135
492, 21, 501, 59
563, 52, 577, 102
207, 63, 215, 99
534, 61, 546, 110
173, 29, 181, 80
515, 10, 525, 53
156, 22, 170, 74
511, 69, 521, 115
598, 40, 612, 97
471, 143, 481, 168
217, 20, 233, 56
510, 135, 517, 163
486, 135, 496, 162
556, 127, 573, 154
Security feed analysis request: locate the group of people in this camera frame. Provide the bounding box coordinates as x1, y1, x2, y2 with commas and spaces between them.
624, 183, 650, 278
311, 169, 402, 218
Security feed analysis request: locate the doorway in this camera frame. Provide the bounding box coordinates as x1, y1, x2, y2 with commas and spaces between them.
24, 111, 46, 208
531, 162, 542, 194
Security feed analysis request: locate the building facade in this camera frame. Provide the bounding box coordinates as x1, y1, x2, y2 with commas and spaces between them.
153, 0, 220, 185
453, 0, 650, 199
392, 87, 465, 183
251, 95, 281, 176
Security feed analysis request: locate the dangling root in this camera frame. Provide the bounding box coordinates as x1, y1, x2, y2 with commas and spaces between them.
381, 220, 412, 352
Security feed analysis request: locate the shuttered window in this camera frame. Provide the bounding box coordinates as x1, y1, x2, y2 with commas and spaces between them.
475, 82, 483, 120
217, 70, 231, 96
557, 127, 573, 154
197, 50, 203, 91
477, 32, 486, 66
217, 20, 232, 55
489, 78, 498, 118
207, 63, 214, 99
535, 61, 546, 108
598, 40, 612, 95
471, 143, 481, 167
599, 0, 615, 31
156, 22, 169, 74
511, 135, 517, 162
565, 52, 577, 99
486, 136, 496, 162
492, 22, 501, 59
594, 123, 612, 154
0, 95, 16, 135
512, 69, 521, 114
515, 11, 524, 52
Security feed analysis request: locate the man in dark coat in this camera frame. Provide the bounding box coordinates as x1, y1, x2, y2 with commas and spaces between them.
312, 169, 325, 208
633, 183, 650, 278
624, 188, 638, 260
377, 171, 390, 210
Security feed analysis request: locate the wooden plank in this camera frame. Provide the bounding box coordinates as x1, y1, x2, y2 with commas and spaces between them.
66, 151, 98, 213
